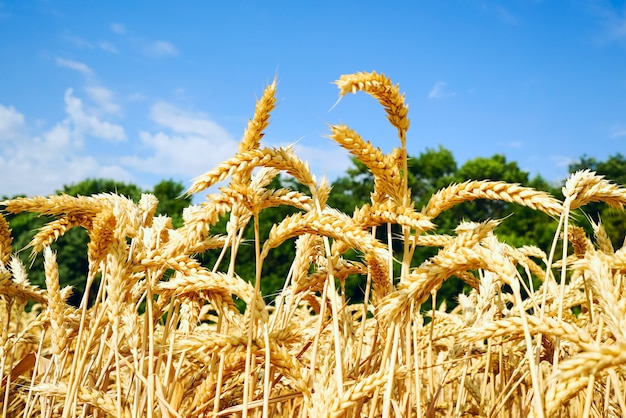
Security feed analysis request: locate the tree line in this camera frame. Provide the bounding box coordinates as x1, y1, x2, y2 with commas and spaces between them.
3, 148, 625, 307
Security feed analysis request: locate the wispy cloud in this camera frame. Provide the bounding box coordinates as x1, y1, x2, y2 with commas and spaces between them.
480, 2, 519, 25
111, 23, 126, 35
144, 40, 178, 57
55, 57, 93, 75
428, 82, 455, 99
507, 141, 523, 149
63, 31, 119, 53
609, 124, 626, 138
590, 2, 626, 43
98, 41, 118, 53
64, 32, 93, 49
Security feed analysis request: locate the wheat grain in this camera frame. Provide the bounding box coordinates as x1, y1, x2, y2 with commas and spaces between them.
28, 214, 92, 258
87, 210, 117, 271
423, 180, 563, 218
335, 71, 410, 142
1, 194, 104, 218
187, 146, 316, 196
261, 209, 386, 261
43, 247, 68, 355
352, 201, 435, 232
564, 169, 626, 210
0, 216, 12, 267
592, 219, 614, 254
328, 124, 403, 202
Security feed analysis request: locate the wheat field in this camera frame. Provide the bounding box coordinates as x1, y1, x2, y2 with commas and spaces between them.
1, 71, 626, 417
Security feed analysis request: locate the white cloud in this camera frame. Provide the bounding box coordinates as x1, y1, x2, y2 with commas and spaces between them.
64, 89, 126, 142
0, 92, 131, 197
428, 82, 455, 99
124, 131, 237, 178
64, 33, 93, 49
145, 40, 178, 57
0, 92, 350, 200
150, 102, 227, 136
43, 122, 72, 149
0, 105, 26, 140
85, 85, 121, 114
55, 57, 93, 75
111, 23, 126, 35
130, 101, 353, 188
64, 32, 119, 53
122, 102, 237, 179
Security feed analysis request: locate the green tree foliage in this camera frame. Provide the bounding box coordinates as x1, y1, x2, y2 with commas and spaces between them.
327, 158, 376, 213
60, 178, 143, 200
408, 146, 458, 205
152, 179, 192, 228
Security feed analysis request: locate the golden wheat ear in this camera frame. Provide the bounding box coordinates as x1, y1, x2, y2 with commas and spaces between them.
0, 214, 12, 267
563, 169, 626, 210
187, 146, 316, 197
422, 179, 563, 218
334, 71, 410, 143
327, 124, 403, 204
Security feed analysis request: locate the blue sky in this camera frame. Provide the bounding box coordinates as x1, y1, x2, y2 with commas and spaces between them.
0, 1, 625, 198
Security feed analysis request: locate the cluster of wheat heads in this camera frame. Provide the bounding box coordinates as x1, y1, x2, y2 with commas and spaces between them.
1, 72, 626, 417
